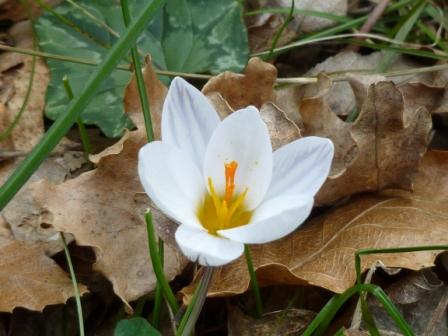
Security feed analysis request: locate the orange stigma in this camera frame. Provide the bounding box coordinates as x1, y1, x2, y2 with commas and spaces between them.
224, 161, 238, 202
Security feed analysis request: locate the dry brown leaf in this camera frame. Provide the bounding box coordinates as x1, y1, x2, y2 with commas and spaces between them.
301, 80, 438, 205
0, 21, 49, 151
0, 240, 87, 312
259, 102, 301, 150
182, 150, 448, 299
228, 306, 315, 336
202, 57, 277, 110
0, 0, 60, 22
0, 22, 81, 253
304, 51, 384, 116
247, 0, 347, 53
30, 66, 187, 307
31, 127, 187, 307
124, 56, 168, 137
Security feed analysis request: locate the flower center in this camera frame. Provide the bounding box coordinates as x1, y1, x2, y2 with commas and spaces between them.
197, 161, 252, 235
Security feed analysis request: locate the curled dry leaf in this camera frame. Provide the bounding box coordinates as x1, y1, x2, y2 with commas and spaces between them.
302, 79, 441, 205
259, 102, 301, 150
202, 57, 277, 110
0, 240, 87, 312
31, 64, 187, 307
182, 151, 448, 299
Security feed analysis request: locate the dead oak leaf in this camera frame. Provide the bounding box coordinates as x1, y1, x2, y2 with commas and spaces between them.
0, 240, 87, 312
124, 56, 167, 137
202, 57, 277, 110
31, 68, 186, 307
30, 128, 187, 307
301, 80, 435, 205
182, 151, 448, 299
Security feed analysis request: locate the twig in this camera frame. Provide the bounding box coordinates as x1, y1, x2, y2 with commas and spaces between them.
347, 0, 391, 52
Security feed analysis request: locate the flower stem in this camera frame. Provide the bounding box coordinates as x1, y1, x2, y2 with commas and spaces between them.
62, 76, 92, 156
244, 244, 263, 318
176, 267, 214, 336
145, 211, 179, 313
60, 233, 84, 336
151, 239, 164, 328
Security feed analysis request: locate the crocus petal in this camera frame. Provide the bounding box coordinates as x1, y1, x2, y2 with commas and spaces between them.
218, 194, 313, 244
162, 77, 220, 171
138, 141, 204, 228
265, 137, 334, 200
175, 225, 244, 266
203, 107, 272, 209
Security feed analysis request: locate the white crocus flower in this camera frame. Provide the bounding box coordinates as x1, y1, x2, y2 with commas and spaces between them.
138, 77, 334, 267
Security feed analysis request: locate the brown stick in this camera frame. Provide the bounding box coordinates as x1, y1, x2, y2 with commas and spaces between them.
346, 0, 391, 52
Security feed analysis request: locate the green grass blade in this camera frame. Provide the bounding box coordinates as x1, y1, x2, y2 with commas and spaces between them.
151, 240, 164, 329
304, 284, 414, 336
377, 0, 426, 71
120, 0, 154, 142
60, 233, 84, 336
256, 0, 415, 59
176, 267, 214, 336
244, 244, 263, 318
0, 0, 166, 210
267, 0, 295, 59
145, 211, 179, 313
245, 7, 351, 23
62, 76, 92, 156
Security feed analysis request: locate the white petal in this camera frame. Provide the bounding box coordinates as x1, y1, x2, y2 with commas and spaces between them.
175, 225, 244, 266
218, 194, 313, 244
203, 107, 272, 209
265, 137, 334, 200
162, 77, 220, 171
138, 141, 204, 228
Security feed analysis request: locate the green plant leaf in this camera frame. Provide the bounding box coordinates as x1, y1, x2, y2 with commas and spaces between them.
114, 317, 161, 336
34, 0, 249, 137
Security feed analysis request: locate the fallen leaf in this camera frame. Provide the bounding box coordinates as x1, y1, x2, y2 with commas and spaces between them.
304, 51, 384, 117
259, 102, 301, 150
367, 270, 448, 335
228, 306, 315, 336
182, 150, 448, 299
0, 0, 60, 22
0, 240, 87, 312
247, 0, 348, 53
124, 56, 168, 137
31, 66, 187, 307
301, 80, 437, 205
202, 57, 277, 110
0, 21, 49, 151
277, 0, 348, 33
0, 21, 82, 254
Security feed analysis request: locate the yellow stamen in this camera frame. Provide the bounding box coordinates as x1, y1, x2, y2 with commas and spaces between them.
198, 161, 253, 235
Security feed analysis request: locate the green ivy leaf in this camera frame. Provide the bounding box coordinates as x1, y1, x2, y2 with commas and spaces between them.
35, 0, 249, 137
114, 317, 161, 336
